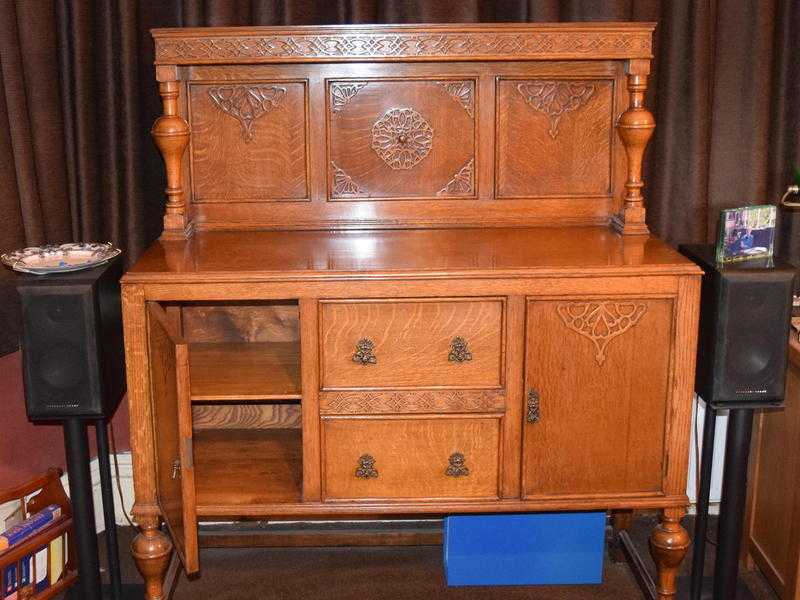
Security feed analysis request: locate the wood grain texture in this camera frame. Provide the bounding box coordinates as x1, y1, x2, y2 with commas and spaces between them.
188, 341, 301, 400
153, 80, 192, 239
662, 276, 700, 497
148, 47, 650, 233
195, 494, 687, 518
299, 298, 322, 501
152, 23, 654, 64
496, 77, 614, 197
126, 23, 698, 596
146, 303, 199, 573
327, 79, 475, 200
189, 81, 308, 202
522, 296, 673, 497
321, 416, 500, 500
181, 302, 299, 342
121, 285, 158, 522
192, 403, 301, 430
746, 335, 800, 599
123, 228, 700, 285
500, 295, 525, 498
198, 519, 442, 547
194, 428, 302, 507
612, 60, 655, 235
319, 389, 504, 415
320, 298, 504, 389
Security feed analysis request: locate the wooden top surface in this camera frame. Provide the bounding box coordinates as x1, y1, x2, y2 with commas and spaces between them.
152, 22, 655, 64
123, 227, 700, 283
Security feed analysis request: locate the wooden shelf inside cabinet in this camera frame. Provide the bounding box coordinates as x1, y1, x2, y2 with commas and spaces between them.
194, 429, 302, 508
189, 342, 301, 401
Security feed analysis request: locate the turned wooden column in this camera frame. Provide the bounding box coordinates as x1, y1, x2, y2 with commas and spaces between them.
131, 515, 173, 600
650, 507, 691, 599
152, 74, 192, 240
614, 59, 655, 236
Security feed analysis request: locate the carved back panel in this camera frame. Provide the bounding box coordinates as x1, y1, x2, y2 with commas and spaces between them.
150, 24, 655, 237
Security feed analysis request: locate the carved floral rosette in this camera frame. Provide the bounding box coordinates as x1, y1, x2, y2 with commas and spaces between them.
371, 107, 434, 170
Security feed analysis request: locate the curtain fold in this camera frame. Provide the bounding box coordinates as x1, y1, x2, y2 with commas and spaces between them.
1, 0, 799, 356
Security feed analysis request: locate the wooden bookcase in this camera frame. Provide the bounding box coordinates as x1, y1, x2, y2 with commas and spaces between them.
122, 23, 702, 600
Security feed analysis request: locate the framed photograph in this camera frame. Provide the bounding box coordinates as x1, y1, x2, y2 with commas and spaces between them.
716, 204, 776, 263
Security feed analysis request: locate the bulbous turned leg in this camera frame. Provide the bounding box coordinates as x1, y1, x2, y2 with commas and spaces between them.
650, 508, 691, 599
131, 518, 173, 600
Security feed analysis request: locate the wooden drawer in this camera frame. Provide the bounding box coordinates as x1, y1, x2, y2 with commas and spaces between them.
322, 416, 501, 500
319, 298, 504, 389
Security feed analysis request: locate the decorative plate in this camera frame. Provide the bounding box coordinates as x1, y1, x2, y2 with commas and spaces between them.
1, 242, 121, 275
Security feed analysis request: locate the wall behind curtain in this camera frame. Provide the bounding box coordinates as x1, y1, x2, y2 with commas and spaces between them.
1, 0, 798, 360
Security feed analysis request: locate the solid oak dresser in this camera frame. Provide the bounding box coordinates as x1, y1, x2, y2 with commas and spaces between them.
121, 23, 702, 599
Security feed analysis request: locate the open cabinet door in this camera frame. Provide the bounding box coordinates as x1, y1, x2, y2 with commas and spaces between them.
146, 303, 199, 573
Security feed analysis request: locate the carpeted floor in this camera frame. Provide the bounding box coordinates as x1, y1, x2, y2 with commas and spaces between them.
77, 515, 778, 600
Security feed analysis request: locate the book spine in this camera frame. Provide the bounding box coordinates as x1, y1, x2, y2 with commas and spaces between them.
48, 537, 64, 585
3, 562, 17, 600
0, 505, 61, 551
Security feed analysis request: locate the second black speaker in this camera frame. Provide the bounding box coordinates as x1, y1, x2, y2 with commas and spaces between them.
679, 244, 794, 406
15, 257, 126, 420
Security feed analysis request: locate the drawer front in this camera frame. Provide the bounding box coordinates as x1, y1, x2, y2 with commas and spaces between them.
320, 299, 504, 389
322, 416, 500, 500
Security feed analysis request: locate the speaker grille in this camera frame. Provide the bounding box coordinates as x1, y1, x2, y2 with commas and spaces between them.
712, 271, 793, 403
21, 291, 96, 416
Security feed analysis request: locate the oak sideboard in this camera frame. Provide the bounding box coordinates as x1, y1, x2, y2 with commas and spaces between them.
121, 23, 702, 599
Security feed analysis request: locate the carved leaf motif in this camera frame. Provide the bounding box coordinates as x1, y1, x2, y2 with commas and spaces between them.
331, 161, 364, 197
371, 107, 433, 170
437, 159, 474, 196
208, 85, 286, 143
556, 301, 647, 365
435, 81, 474, 117
516, 81, 595, 138
330, 81, 368, 113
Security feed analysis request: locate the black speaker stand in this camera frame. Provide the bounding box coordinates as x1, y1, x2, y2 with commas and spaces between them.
62, 418, 144, 600
690, 404, 760, 600
621, 399, 768, 600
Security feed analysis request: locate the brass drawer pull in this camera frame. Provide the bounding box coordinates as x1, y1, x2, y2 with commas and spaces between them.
448, 337, 473, 362
171, 459, 181, 480
355, 454, 378, 478
445, 452, 470, 477
527, 389, 541, 423
353, 338, 377, 365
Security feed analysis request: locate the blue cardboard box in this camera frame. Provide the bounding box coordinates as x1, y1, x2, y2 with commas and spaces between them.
443, 512, 606, 586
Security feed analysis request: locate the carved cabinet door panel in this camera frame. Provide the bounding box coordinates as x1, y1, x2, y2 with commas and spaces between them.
522, 296, 674, 499
146, 303, 199, 573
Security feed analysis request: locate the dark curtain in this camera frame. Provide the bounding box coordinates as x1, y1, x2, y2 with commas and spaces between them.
1, 0, 799, 356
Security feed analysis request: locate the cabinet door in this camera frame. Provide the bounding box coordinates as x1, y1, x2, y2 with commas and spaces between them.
146, 303, 198, 573
522, 297, 673, 498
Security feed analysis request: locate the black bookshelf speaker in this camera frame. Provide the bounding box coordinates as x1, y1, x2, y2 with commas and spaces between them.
680, 245, 795, 406
15, 256, 126, 420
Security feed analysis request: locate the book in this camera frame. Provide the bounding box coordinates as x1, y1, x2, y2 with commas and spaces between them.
3, 562, 17, 600
716, 204, 777, 263
48, 536, 63, 585
34, 546, 48, 592
0, 505, 61, 551
18, 554, 32, 598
